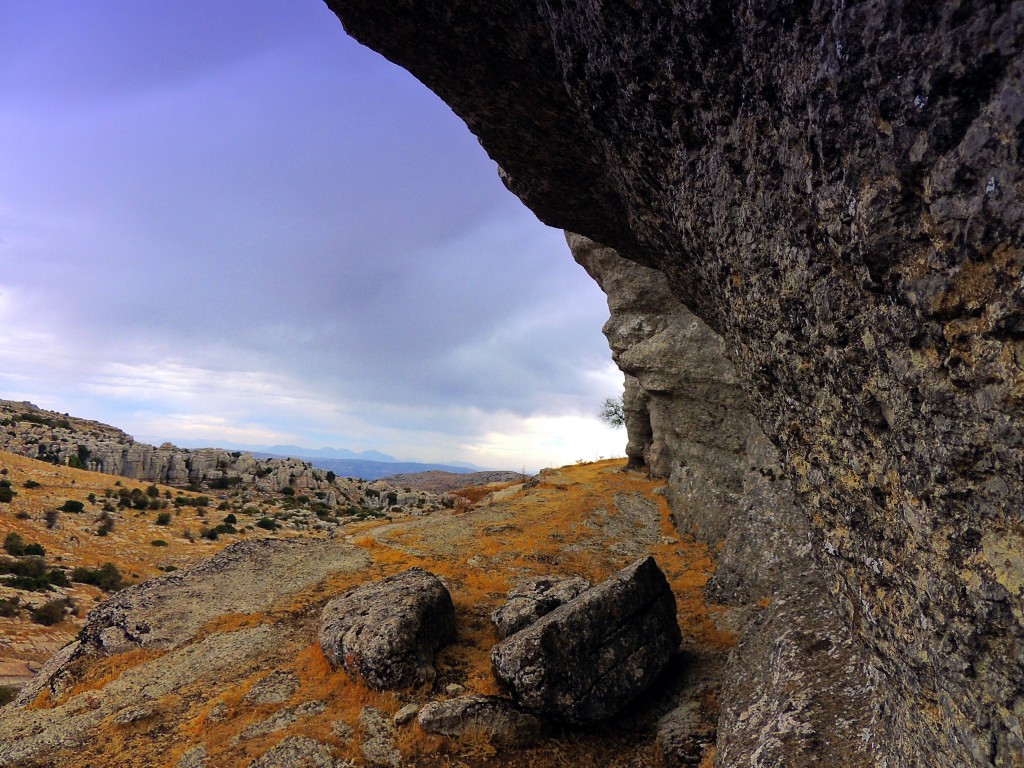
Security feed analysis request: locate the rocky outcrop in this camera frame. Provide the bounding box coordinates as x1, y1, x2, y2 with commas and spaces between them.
572, 234, 879, 764
491, 556, 679, 723
417, 695, 547, 747
490, 575, 590, 639
328, 4, 1023, 765
0, 400, 331, 494
318, 567, 456, 690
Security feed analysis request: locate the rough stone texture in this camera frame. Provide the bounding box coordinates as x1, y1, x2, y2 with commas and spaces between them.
328, 4, 1024, 765
573, 235, 881, 764
716, 567, 878, 768
358, 707, 400, 768
249, 737, 342, 768
490, 575, 591, 639
491, 555, 680, 723
417, 695, 547, 747
319, 568, 455, 690
13, 538, 369, 706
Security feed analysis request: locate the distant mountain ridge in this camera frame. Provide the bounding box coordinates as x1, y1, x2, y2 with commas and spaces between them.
252, 453, 486, 482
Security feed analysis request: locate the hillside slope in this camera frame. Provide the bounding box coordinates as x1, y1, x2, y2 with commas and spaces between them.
0, 459, 740, 768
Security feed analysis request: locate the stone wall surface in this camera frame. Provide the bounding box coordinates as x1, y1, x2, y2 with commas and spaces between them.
327, 3, 1024, 766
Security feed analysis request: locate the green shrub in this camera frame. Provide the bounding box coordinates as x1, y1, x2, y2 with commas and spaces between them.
96, 512, 115, 537
31, 598, 70, 626
280, 487, 295, 497
0, 557, 55, 591
326, 471, 336, 483
146, 484, 160, 498
67, 455, 84, 469
3, 533, 25, 556
23, 543, 45, 557
155, 512, 172, 526
0, 484, 16, 503
150, 539, 168, 547
0, 685, 17, 706
23, 480, 41, 489
60, 500, 84, 513
223, 513, 237, 525
70, 562, 124, 592
0, 596, 20, 617
14, 511, 30, 520
255, 517, 278, 531
44, 509, 59, 529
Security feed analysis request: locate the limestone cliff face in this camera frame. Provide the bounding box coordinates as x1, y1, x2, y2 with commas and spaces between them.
329, 4, 1023, 766
0, 400, 331, 494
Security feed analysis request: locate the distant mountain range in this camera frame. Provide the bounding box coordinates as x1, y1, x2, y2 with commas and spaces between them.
161, 439, 490, 481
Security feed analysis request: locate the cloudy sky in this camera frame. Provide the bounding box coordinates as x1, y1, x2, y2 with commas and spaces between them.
0, 0, 624, 471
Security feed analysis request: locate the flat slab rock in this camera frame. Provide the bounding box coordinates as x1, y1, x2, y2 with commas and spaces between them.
417, 695, 548, 747
491, 555, 680, 723
491, 575, 591, 639
319, 567, 455, 690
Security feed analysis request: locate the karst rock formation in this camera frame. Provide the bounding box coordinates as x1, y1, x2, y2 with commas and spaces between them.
326, 3, 1023, 766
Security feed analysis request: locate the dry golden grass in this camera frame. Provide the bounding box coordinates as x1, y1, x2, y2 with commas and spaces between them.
10, 457, 734, 768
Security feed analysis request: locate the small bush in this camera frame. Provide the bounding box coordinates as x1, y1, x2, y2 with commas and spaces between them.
14, 511, 30, 520
255, 517, 278, 531
0, 484, 16, 503
96, 512, 115, 537
23, 480, 41, 489
155, 512, 172, 526
150, 539, 168, 547
67, 455, 84, 470
146, 484, 160, 498
70, 562, 124, 592
0, 596, 20, 617
3, 533, 25, 556
223, 513, 237, 525
60, 500, 84, 513
280, 487, 295, 497
0, 685, 17, 706
0, 557, 54, 591
31, 598, 70, 626
23, 543, 45, 557
45, 509, 59, 529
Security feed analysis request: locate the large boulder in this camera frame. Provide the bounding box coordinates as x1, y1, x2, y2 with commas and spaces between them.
417, 695, 547, 747
491, 556, 680, 723
490, 575, 591, 639
318, 567, 455, 690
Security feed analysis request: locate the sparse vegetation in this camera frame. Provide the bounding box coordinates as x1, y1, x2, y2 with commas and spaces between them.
150, 539, 168, 547
60, 500, 84, 513
23, 479, 41, 489
599, 395, 625, 428
155, 512, 172, 526
31, 597, 71, 626
70, 562, 124, 592
0, 596, 20, 617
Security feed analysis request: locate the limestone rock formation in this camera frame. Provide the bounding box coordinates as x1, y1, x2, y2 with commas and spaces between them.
490, 556, 680, 723
417, 695, 547, 747
318, 567, 456, 690
0, 400, 330, 494
328, 4, 1024, 765
490, 575, 591, 639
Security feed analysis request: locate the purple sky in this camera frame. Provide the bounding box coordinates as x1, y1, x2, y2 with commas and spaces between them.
0, 0, 624, 471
